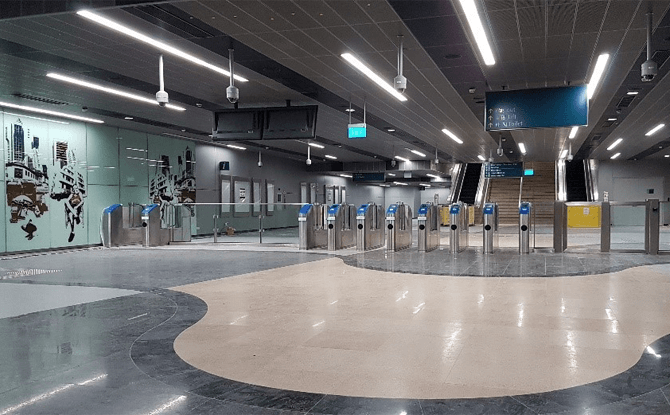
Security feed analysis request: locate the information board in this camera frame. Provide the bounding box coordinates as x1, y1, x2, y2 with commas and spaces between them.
485, 162, 524, 178
485, 85, 587, 131
348, 123, 367, 139
353, 173, 385, 182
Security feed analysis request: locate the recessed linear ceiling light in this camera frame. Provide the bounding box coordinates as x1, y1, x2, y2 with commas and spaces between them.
607, 138, 623, 151
458, 0, 495, 65
569, 126, 579, 139
559, 149, 568, 159
340, 53, 408, 102
477, 155, 486, 161
611, 152, 621, 160
586, 53, 610, 100
47, 73, 186, 111
665, 154, 669, 158
0, 101, 103, 123
2, 111, 69, 124
645, 123, 665, 136
77, 10, 248, 83
627, 91, 639, 95
345, 108, 355, 112
410, 149, 426, 157
308, 142, 325, 149
394, 155, 410, 163
339, 174, 352, 178
325, 154, 337, 160
124, 116, 134, 120
518, 142, 527, 155
607, 117, 617, 121
442, 128, 463, 144
226, 144, 246, 150
426, 174, 440, 179
393, 181, 408, 186
387, 173, 396, 177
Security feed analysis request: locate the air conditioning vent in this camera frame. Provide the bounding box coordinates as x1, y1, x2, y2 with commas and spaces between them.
616, 95, 635, 108
12, 94, 69, 106
602, 121, 614, 128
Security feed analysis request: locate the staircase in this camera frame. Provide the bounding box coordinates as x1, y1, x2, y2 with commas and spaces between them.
458, 163, 482, 205
487, 177, 521, 224
520, 161, 556, 225
566, 160, 588, 201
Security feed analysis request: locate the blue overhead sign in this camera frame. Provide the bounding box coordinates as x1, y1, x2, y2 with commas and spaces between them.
353, 173, 385, 182
485, 162, 524, 178
348, 123, 367, 139
485, 85, 588, 131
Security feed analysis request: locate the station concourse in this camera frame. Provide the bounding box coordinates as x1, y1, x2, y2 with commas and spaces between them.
1, 1, 670, 414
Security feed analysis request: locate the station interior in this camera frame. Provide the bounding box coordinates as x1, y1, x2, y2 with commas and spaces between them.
2, 1, 670, 414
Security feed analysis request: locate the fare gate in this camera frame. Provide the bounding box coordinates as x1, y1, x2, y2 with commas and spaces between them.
449, 202, 469, 253
386, 203, 412, 252
417, 203, 439, 252
298, 203, 328, 250
327, 204, 357, 250
356, 203, 385, 251
482, 202, 499, 254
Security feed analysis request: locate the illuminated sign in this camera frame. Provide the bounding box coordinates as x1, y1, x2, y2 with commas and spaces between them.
348, 123, 366, 139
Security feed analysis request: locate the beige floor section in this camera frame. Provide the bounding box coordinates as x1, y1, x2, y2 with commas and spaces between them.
173, 258, 670, 399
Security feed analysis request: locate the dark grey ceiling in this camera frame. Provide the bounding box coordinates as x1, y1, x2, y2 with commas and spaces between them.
0, 0, 668, 166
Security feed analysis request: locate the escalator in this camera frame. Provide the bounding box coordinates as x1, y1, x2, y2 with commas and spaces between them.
458, 163, 482, 205
565, 160, 588, 202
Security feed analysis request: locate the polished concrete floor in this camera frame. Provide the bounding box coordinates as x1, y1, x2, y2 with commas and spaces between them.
0, 246, 669, 414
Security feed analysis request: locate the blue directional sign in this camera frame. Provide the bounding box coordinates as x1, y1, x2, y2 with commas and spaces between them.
348, 123, 367, 139
353, 173, 385, 182
485, 162, 524, 178
485, 85, 588, 131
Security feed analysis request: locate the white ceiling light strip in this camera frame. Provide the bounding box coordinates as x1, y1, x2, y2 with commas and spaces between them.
226, 144, 246, 150
477, 155, 486, 161
341, 53, 408, 102
77, 10, 248, 82
645, 123, 665, 136
0, 101, 104, 123
410, 149, 426, 157
559, 149, 568, 159
458, 0, 495, 66
442, 128, 463, 144
2, 111, 69, 124
586, 53, 610, 100
607, 138, 623, 151
610, 152, 620, 159
394, 155, 410, 162
569, 126, 579, 139
47, 73, 186, 111
518, 142, 527, 155
325, 155, 337, 160
308, 142, 325, 149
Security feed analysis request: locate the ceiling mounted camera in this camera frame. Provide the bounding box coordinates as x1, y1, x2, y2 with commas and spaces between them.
642, 10, 657, 82
227, 48, 240, 104
394, 35, 407, 93
156, 55, 169, 106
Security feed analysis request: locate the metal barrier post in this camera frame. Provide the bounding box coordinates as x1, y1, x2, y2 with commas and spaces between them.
601, 201, 610, 252
553, 201, 567, 253
259, 214, 264, 244
213, 214, 219, 243
646, 199, 659, 254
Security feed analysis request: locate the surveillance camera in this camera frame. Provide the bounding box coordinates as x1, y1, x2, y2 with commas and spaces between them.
306, 158, 312, 166
567, 154, 574, 162
257, 161, 263, 167
156, 90, 169, 107
391, 159, 396, 167
488, 157, 494, 163
226, 85, 239, 104
496, 148, 504, 157
393, 75, 407, 93
641, 59, 657, 82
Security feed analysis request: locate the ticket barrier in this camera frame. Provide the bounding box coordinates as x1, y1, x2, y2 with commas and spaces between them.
101, 204, 145, 247
142, 204, 171, 247
356, 203, 385, 251
417, 203, 439, 252
449, 202, 469, 253
298, 203, 328, 250
519, 202, 532, 254
482, 202, 499, 254
327, 204, 357, 250
386, 203, 412, 251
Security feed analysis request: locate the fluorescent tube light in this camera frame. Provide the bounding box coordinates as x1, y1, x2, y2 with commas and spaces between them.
665, 155, 669, 158
519, 142, 527, 154
587, 53, 610, 99
607, 118, 617, 121
0, 101, 103, 123
226, 144, 246, 150
47, 73, 186, 111
393, 181, 408, 186
2, 111, 69, 124
339, 174, 352, 178
458, 0, 495, 65
77, 10, 248, 82
387, 173, 396, 177
477, 155, 486, 161
394, 155, 410, 163
569, 126, 578, 139
341, 53, 408, 102
324, 155, 337, 160
559, 149, 568, 159
645, 123, 665, 136
426, 174, 440, 179
611, 152, 620, 159
410, 149, 426, 157
442, 128, 463, 144
627, 91, 639, 95
308, 142, 325, 149
607, 138, 623, 151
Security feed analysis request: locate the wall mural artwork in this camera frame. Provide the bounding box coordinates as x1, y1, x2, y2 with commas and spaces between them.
5, 117, 87, 243
149, 145, 196, 222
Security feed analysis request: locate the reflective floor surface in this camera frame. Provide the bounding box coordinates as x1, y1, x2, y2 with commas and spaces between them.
0, 247, 669, 414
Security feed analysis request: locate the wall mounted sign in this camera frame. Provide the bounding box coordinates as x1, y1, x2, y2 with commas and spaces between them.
219, 161, 230, 171
352, 172, 385, 182
485, 85, 588, 131
485, 162, 524, 178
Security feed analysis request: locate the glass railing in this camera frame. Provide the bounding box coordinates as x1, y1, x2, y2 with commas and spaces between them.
609, 202, 646, 252
660, 201, 670, 252
176, 203, 303, 245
